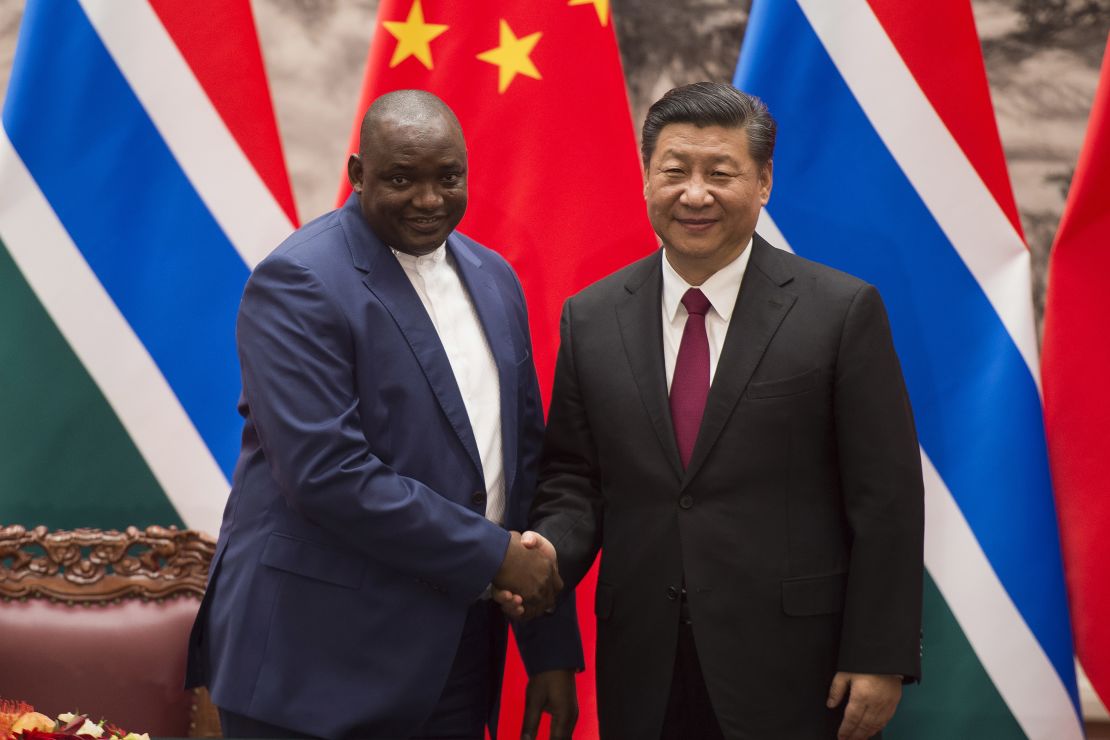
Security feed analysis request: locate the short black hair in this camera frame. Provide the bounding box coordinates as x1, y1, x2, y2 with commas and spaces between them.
640, 82, 776, 169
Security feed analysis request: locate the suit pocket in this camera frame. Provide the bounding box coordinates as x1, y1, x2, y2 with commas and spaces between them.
747, 368, 821, 399
781, 572, 847, 616
260, 532, 365, 589
595, 582, 615, 621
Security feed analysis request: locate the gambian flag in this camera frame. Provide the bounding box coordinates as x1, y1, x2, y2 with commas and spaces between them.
0, 0, 296, 536
339, 1, 656, 737
1043, 31, 1110, 715
735, 1, 1081, 737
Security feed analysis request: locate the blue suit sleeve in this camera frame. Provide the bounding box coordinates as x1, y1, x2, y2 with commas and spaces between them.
237, 252, 509, 604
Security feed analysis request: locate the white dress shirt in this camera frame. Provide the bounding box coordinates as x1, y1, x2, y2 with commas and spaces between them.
392, 244, 505, 525
661, 239, 753, 391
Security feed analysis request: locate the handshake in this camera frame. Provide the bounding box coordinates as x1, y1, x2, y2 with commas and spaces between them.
492, 530, 563, 621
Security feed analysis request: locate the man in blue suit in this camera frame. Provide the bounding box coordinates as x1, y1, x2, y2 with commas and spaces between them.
186, 90, 581, 740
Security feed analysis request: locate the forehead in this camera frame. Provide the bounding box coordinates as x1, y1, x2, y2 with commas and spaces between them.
651, 123, 752, 164
366, 116, 466, 166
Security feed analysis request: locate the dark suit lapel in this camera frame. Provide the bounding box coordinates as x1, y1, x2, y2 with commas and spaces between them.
615, 253, 684, 479
448, 234, 520, 497
682, 236, 797, 487
339, 198, 483, 478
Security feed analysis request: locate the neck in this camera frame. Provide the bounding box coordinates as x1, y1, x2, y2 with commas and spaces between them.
664, 242, 747, 286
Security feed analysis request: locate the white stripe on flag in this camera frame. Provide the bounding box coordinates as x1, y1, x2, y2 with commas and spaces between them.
921, 449, 1083, 740
757, 208, 794, 254
0, 127, 228, 535
78, 0, 294, 269
797, 0, 1041, 393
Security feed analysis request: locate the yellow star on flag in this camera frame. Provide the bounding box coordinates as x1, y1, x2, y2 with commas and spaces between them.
569, 0, 610, 26
476, 20, 543, 93
382, 0, 448, 70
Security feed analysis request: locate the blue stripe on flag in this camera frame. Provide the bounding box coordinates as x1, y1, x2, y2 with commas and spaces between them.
736, 0, 1076, 703
3, 0, 248, 479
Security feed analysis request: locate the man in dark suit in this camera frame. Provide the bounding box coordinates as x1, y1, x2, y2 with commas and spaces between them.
186, 90, 580, 740
524, 83, 924, 740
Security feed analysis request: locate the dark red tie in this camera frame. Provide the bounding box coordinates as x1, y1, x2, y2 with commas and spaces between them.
671, 288, 712, 469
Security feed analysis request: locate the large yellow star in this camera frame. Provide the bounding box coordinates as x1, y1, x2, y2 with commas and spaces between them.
382, 0, 448, 70
476, 20, 543, 94
569, 0, 610, 26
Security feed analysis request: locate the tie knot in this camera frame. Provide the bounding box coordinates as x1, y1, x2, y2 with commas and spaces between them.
681, 288, 711, 317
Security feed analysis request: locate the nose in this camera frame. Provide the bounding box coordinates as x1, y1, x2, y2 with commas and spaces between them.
412, 181, 444, 211
679, 175, 713, 208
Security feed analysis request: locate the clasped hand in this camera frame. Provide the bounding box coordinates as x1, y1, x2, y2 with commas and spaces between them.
492, 531, 561, 621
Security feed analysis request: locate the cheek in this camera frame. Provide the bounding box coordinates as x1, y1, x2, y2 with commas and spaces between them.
445, 190, 467, 211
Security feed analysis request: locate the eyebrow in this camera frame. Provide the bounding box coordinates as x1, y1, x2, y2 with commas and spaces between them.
657, 148, 742, 168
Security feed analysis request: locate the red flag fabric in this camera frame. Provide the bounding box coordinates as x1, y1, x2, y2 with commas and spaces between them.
1042, 31, 1110, 710
339, 2, 656, 737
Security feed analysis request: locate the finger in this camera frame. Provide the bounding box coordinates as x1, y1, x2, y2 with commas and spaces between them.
827, 672, 849, 708
521, 530, 540, 548
520, 687, 544, 740
837, 697, 866, 740
491, 589, 520, 605
504, 603, 526, 618
549, 702, 577, 740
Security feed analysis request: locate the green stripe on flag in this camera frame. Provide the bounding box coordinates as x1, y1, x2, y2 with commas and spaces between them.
0, 239, 183, 530
887, 570, 1026, 738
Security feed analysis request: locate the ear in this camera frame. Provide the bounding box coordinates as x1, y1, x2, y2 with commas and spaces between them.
347, 154, 363, 193
759, 160, 773, 205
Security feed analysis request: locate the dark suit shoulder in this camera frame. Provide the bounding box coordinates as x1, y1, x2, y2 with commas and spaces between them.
750, 233, 872, 302
565, 250, 661, 312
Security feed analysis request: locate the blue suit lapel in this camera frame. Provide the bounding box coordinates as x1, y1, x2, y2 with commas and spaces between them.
339, 197, 484, 480
449, 233, 520, 500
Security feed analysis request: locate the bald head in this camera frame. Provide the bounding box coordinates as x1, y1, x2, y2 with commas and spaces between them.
359, 90, 464, 158
347, 90, 469, 256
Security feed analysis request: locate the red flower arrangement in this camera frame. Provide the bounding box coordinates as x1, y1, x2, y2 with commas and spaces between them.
0, 701, 147, 740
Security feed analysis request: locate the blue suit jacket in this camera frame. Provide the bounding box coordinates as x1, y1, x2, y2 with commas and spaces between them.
186, 196, 582, 739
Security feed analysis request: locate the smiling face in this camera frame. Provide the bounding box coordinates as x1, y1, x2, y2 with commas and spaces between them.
644, 122, 772, 284
347, 112, 468, 256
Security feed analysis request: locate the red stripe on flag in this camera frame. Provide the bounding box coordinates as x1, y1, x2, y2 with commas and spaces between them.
341, 2, 657, 737
149, 0, 299, 227
1042, 31, 1110, 710
866, 0, 1024, 239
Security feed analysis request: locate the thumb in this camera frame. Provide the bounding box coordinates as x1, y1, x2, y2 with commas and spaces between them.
521, 530, 540, 549
827, 672, 850, 708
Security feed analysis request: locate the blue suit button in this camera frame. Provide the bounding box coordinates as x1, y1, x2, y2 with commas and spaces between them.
471, 491, 487, 506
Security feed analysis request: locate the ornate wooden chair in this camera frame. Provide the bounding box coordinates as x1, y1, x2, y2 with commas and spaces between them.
0, 525, 221, 737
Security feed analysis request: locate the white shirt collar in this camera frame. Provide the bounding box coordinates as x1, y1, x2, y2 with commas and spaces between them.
391, 243, 447, 273
661, 237, 753, 323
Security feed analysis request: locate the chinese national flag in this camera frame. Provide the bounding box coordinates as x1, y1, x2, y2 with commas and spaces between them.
1042, 31, 1110, 710
338, 1, 656, 737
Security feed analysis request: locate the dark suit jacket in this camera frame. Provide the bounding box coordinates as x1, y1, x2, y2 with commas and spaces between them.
186, 195, 581, 740
531, 235, 924, 740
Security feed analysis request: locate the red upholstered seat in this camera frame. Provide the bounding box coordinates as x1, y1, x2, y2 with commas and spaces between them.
0, 525, 220, 738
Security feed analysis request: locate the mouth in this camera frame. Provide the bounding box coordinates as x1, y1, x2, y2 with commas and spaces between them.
675, 217, 718, 233
404, 216, 446, 234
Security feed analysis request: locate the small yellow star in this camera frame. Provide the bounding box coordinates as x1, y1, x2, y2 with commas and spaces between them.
476, 19, 543, 93
382, 0, 449, 70
569, 0, 609, 26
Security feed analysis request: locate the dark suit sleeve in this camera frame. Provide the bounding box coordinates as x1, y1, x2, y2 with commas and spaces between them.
507, 277, 585, 675
529, 299, 605, 590
833, 284, 925, 680
237, 253, 509, 604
